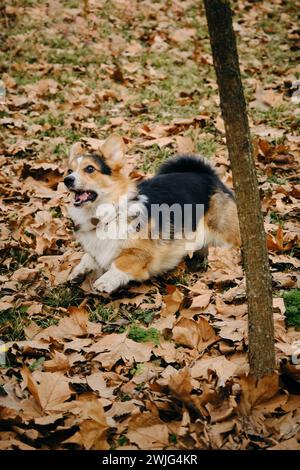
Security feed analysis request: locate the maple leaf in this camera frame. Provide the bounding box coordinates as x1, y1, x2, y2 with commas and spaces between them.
127, 413, 169, 450
21, 368, 71, 412
44, 351, 70, 372
87, 332, 153, 368
63, 398, 109, 450
173, 317, 219, 351
191, 356, 240, 387
239, 372, 279, 415
160, 287, 183, 317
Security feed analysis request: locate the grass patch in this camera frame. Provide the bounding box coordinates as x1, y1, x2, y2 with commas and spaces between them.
283, 289, 300, 327
140, 145, 173, 173
270, 212, 286, 226
29, 357, 45, 372
89, 304, 116, 323
130, 363, 144, 376
43, 285, 83, 308
251, 106, 291, 128
128, 325, 160, 345
34, 316, 59, 329
0, 307, 28, 342
267, 175, 288, 185
117, 435, 129, 447
196, 139, 217, 157
0, 248, 31, 274
119, 307, 156, 325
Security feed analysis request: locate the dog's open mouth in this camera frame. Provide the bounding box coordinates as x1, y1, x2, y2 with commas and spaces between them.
73, 190, 97, 206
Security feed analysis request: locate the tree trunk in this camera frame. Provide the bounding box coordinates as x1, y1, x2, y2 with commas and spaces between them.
204, 0, 275, 379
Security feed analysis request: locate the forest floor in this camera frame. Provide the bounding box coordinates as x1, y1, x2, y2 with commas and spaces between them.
0, 0, 300, 450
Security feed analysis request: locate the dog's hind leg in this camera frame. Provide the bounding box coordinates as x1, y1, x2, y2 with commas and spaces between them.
93, 248, 152, 293
205, 191, 241, 248
185, 246, 209, 272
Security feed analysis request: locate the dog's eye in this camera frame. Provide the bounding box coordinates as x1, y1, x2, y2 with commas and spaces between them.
85, 165, 96, 174
67, 169, 72, 174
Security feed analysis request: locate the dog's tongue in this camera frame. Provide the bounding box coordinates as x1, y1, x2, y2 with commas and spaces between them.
75, 191, 90, 203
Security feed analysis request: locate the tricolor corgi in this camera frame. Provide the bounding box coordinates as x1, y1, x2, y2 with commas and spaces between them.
64, 135, 240, 293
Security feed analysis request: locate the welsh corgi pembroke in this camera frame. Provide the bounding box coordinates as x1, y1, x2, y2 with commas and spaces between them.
64, 134, 240, 293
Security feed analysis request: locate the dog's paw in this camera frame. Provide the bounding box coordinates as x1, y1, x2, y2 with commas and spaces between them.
93, 267, 131, 294
69, 267, 86, 284
93, 273, 117, 294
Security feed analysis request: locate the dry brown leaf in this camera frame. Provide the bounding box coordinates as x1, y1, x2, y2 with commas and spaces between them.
36, 307, 99, 340
172, 317, 219, 351
127, 413, 169, 450
169, 28, 196, 43
239, 372, 279, 415
215, 297, 247, 318
190, 292, 212, 309
268, 437, 300, 450
175, 135, 195, 154
206, 396, 237, 423
86, 373, 115, 398
63, 398, 109, 450
191, 356, 239, 387
21, 368, 71, 412
168, 368, 193, 401
88, 332, 153, 368
44, 351, 70, 372
11, 267, 39, 282
160, 287, 183, 317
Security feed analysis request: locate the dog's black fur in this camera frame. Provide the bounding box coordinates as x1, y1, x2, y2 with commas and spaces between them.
137, 155, 233, 232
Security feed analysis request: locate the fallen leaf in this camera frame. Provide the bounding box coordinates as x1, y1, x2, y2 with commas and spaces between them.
88, 333, 153, 368
173, 317, 219, 351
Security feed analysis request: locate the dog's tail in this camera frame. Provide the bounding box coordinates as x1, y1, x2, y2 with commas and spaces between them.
157, 155, 217, 177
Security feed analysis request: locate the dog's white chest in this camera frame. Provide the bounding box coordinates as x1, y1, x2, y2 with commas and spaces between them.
69, 205, 123, 270
76, 230, 121, 270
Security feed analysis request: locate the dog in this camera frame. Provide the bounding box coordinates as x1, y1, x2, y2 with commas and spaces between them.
64, 134, 240, 293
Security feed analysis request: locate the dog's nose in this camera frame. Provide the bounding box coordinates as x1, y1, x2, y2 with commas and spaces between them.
64, 175, 75, 188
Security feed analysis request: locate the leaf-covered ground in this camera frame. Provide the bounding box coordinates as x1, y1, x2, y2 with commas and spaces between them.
0, 0, 300, 450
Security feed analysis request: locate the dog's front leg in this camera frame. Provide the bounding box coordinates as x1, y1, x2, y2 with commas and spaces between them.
93, 264, 132, 294
69, 253, 99, 282
93, 248, 152, 294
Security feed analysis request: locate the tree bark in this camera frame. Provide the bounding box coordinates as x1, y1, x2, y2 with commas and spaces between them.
204, 0, 275, 379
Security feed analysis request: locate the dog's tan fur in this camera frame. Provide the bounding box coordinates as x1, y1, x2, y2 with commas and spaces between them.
66, 135, 240, 293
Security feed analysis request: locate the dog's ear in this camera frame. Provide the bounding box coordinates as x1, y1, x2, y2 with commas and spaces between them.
69, 142, 84, 162
101, 135, 125, 171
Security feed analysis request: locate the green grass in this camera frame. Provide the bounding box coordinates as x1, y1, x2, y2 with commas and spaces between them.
43, 285, 83, 308
34, 316, 59, 329
117, 435, 129, 447
130, 363, 144, 376
270, 212, 285, 226
128, 325, 160, 345
0, 306, 28, 342
89, 304, 116, 323
196, 139, 217, 157
29, 357, 45, 371
283, 289, 300, 327
251, 106, 291, 128
140, 145, 173, 173
267, 175, 287, 185
120, 307, 156, 325
0, 248, 31, 274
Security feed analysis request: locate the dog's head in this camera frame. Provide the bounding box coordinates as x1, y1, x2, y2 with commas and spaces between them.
64, 135, 126, 207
